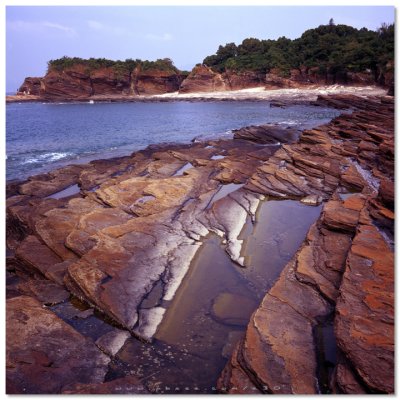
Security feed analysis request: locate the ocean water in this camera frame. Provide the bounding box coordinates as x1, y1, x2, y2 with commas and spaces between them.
6, 101, 340, 181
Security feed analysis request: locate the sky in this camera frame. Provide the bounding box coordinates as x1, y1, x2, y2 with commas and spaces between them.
5, 5, 395, 93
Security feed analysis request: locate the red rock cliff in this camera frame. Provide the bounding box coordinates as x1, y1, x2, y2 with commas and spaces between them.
26, 64, 185, 100
131, 65, 186, 95
178, 64, 390, 93
17, 77, 42, 95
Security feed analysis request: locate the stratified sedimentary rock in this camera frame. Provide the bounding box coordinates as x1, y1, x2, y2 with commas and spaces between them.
6, 94, 394, 394
218, 95, 394, 394
6, 296, 110, 394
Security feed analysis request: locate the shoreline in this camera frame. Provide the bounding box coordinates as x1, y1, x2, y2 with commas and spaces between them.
6, 85, 387, 104
6, 93, 343, 183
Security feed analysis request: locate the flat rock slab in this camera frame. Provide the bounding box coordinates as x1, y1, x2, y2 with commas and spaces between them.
17, 279, 70, 305
6, 296, 110, 394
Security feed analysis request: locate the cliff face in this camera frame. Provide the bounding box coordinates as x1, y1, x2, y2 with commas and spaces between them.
179, 65, 228, 93
224, 69, 265, 90
16, 62, 393, 101
178, 64, 389, 93
131, 65, 186, 95
263, 67, 375, 89
179, 65, 265, 93
90, 67, 131, 95
19, 64, 185, 100
17, 77, 42, 95
40, 65, 93, 100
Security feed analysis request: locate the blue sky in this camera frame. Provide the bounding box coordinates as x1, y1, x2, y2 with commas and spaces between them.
6, 6, 395, 92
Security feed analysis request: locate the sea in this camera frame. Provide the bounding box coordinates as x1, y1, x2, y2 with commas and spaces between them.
6, 101, 341, 181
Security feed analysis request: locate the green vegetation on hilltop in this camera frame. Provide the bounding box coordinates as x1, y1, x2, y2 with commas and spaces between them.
47, 56, 180, 74
203, 22, 394, 77
46, 22, 394, 80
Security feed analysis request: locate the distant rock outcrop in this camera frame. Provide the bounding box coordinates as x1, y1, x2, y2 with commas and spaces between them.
14, 57, 394, 101
17, 63, 186, 101
179, 65, 228, 93
17, 77, 42, 95
131, 65, 186, 95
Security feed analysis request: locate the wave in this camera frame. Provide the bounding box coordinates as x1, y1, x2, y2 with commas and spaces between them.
275, 120, 299, 125
22, 152, 74, 165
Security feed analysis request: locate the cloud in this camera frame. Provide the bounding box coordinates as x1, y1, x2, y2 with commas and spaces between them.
7, 20, 76, 36
42, 22, 76, 35
145, 33, 173, 41
87, 20, 104, 30
86, 19, 127, 36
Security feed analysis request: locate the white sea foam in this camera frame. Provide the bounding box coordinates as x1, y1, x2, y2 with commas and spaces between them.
23, 152, 73, 164
276, 120, 299, 125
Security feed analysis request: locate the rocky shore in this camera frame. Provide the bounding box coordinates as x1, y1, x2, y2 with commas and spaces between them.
6, 84, 387, 104
6, 93, 394, 394
7, 59, 392, 104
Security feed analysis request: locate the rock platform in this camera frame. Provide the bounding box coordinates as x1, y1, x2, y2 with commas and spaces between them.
6, 94, 394, 393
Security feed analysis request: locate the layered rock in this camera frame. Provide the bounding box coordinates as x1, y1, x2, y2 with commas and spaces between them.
6, 94, 394, 394
17, 77, 41, 95
218, 192, 394, 394
7, 130, 283, 393
179, 64, 228, 93
264, 66, 381, 89
40, 65, 93, 100
218, 95, 394, 394
131, 65, 186, 95
180, 65, 387, 94
223, 69, 265, 90
90, 67, 131, 95
27, 64, 185, 101
6, 296, 110, 394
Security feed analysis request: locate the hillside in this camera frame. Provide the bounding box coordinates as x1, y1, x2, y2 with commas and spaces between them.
15, 22, 394, 101
202, 22, 394, 86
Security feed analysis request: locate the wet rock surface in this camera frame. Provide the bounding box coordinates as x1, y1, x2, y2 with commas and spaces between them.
6, 296, 110, 394
6, 94, 393, 393
218, 95, 394, 394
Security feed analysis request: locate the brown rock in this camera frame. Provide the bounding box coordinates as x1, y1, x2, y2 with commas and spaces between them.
6, 296, 110, 394
179, 65, 227, 93
35, 197, 102, 260
15, 235, 63, 278
333, 361, 367, 394
41, 65, 92, 100
322, 199, 360, 232
19, 164, 84, 198
335, 224, 394, 393
90, 67, 131, 95
18, 77, 42, 95
217, 344, 262, 394
61, 375, 148, 394
17, 279, 70, 305
378, 178, 394, 209
223, 69, 265, 90
133, 65, 184, 95
233, 124, 300, 144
